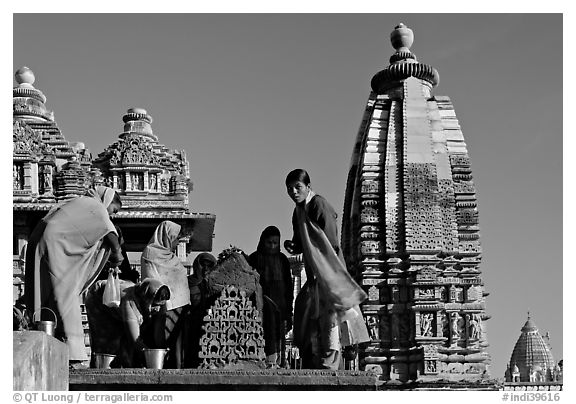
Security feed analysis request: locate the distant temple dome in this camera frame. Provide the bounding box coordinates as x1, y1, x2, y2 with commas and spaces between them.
508, 314, 556, 382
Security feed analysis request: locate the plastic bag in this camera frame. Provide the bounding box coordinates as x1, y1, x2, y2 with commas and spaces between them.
339, 306, 371, 347
103, 268, 121, 308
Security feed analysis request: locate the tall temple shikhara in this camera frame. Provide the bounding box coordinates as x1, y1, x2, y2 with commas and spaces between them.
341, 23, 490, 382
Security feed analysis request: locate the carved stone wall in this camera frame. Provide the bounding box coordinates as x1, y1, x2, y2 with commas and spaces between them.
199, 286, 265, 369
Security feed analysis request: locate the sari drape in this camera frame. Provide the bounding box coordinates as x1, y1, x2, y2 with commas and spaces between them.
292, 199, 370, 355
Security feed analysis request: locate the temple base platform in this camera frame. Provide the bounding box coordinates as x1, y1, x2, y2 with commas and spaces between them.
69, 368, 381, 390
69, 368, 499, 390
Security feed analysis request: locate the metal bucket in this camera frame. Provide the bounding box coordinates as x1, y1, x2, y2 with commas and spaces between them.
143, 348, 169, 369
94, 353, 116, 369
33, 307, 57, 337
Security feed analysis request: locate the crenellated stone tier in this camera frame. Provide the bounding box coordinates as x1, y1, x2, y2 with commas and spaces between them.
341, 24, 490, 383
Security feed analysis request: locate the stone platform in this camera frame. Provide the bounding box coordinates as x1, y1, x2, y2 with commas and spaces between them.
69, 369, 381, 391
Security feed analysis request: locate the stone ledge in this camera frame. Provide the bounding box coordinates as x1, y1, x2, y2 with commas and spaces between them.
13, 331, 68, 391
69, 369, 381, 391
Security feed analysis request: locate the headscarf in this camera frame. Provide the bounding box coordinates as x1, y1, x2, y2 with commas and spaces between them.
86, 186, 117, 208
190, 253, 217, 284
135, 278, 170, 307
122, 278, 170, 325
256, 226, 281, 255
146, 221, 181, 252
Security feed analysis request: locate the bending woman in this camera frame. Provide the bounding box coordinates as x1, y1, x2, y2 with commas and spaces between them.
284, 169, 369, 370
24, 186, 123, 367
141, 220, 191, 368
85, 277, 170, 368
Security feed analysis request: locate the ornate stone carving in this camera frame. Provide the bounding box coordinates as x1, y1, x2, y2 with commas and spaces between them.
468, 313, 482, 340
418, 288, 435, 299
368, 286, 379, 301
420, 312, 434, 337
130, 172, 143, 191
425, 360, 437, 373
108, 134, 160, 167
199, 285, 265, 369
423, 344, 438, 357
361, 240, 382, 255
451, 312, 460, 344
13, 164, 24, 190
360, 207, 380, 224
40, 165, 53, 194
149, 173, 157, 191
13, 120, 50, 158
366, 315, 380, 340
361, 179, 381, 194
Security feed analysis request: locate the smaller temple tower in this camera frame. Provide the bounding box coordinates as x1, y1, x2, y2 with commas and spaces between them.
505, 314, 562, 385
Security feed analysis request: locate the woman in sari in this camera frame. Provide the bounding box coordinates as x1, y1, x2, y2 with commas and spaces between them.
248, 226, 293, 368
284, 169, 369, 370
24, 186, 123, 368
141, 220, 191, 368
85, 277, 170, 368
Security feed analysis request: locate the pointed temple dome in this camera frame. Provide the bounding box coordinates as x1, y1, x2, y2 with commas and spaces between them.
341, 24, 489, 383
509, 314, 556, 382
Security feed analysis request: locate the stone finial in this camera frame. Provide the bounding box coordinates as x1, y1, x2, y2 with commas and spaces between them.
127, 107, 148, 115
15, 66, 35, 86
372, 24, 439, 92
390, 23, 414, 52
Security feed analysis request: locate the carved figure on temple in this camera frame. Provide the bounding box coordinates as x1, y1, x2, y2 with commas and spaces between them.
367, 315, 379, 340
85, 277, 170, 368
451, 313, 460, 342
24, 186, 123, 368
149, 174, 157, 191
13, 164, 21, 190
426, 360, 437, 373
41, 166, 52, 193
421, 313, 433, 337
284, 169, 369, 370
118, 174, 124, 191
160, 177, 168, 193
141, 220, 191, 369
130, 173, 140, 191
248, 226, 293, 368
186, 253, 217, 368
469, 313, 481, 340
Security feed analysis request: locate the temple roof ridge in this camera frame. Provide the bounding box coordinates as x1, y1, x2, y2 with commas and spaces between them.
371, 23, 440, 93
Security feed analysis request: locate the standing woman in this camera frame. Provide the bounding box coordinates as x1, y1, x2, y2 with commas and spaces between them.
24, 186, 123, 368
248, 226, 293, 368
284, 169, 369, 370
140, 220, 191, 368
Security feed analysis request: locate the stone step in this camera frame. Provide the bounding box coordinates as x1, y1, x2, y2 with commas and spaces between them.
69, 369, 381, 391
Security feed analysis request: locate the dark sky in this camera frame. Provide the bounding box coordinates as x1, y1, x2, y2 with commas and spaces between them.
10, 13, 563, 379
